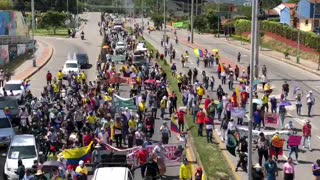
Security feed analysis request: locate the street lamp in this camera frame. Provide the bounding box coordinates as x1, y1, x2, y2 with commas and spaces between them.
191, 0, 194, 43
297, 6, 301, 64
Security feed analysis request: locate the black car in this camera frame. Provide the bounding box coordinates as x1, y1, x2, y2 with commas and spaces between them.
76, 53, 89, 68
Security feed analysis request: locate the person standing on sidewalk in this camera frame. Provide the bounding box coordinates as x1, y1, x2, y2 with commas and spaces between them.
306, 91, 315, 117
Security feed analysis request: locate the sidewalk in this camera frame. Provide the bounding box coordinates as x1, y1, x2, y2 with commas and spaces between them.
168, 26, 320, 76
12, 39, 54, 80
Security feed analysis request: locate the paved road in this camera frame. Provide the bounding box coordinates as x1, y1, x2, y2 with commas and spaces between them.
132, 18, 320, 179
1, 13, 180, 180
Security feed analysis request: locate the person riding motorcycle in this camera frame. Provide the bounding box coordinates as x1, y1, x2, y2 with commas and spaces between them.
80, 31, 85, 40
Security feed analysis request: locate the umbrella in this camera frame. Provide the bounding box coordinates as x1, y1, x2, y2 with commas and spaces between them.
253, 99, 262, 105
279, 101, 292, 106
102, 45, 110, 49
212, 49, 219, 53
42, 161, 64, 167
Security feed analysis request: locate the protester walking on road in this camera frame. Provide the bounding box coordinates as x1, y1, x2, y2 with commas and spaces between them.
196, 109, 205, 136
179, 158, 192, 180
264, 156, 278, 180
153, 142, 166, 177
257, 132, 269, 166
302, 119, 312, 151
306, 91, 315, 117
0, 69, 5, 87
283, 157, 295, 180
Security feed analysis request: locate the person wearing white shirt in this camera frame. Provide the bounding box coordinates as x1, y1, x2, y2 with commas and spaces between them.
306, 91, 315, 117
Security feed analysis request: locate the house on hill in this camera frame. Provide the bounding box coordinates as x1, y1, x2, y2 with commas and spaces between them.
273, 3, 297, 26
297, 0, 320, 32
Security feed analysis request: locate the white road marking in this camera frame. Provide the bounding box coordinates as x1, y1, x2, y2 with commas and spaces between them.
317, 136, 320, 140
282, 154, 288, 160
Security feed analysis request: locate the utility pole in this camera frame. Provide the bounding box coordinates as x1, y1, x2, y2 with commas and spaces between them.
75, 0, 78, 30
297, 5, 301, 64
67, 0, 69, 13
191, 0, 194, 43
254, 1, 260, 78
163, 0, 166, 54
195, 0, 198, 16
31, 0, 36, 67
141, 0, 144, 27
248, 0, 258, 179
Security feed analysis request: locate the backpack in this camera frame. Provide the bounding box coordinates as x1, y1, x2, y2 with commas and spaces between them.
162, 127, 169, 138
208, 104, 215, 113
217, 102, 223, 110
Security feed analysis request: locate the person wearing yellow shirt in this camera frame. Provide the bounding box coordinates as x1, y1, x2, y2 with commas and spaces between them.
160, 96, 167, 120
271, 132, 284, 161
177, 73, 183, 92
75, 160, 88, 178
57, 70, 64, 81
87, 112, 97, 125
80, 71, 86, 84
138, 100, 146, 120
261, 93, 269, 112
179, 158, 192, 180
196, 85, 205, 102
128, 118, 137, 131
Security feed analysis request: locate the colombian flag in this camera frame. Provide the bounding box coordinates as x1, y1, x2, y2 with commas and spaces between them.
61, 141, 93, 165
193, 48, 203, 58
170, 115, 180, 134
219, 63, 225, 73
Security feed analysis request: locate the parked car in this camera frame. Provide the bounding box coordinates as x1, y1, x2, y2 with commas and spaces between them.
0, 110, 15, 147
76, 53, 89, 68
4, 135, 39, 179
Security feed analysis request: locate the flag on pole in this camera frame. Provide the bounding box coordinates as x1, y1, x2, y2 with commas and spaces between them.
61, 141, 94, 165
193, 48, 203, 58
170, 115, 180, 134
226, 132, 238, 157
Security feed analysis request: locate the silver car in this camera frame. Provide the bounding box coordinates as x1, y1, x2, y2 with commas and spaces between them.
0, 110, 15, 146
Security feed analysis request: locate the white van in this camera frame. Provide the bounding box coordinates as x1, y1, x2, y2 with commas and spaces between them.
4, 135, 39, 180
92, 167, 134, 180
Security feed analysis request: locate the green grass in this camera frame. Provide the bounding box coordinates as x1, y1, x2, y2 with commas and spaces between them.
0, 53, 33, 73
125, 26, 134, 35
142, 38, 232, 179
33, 28, 69, 37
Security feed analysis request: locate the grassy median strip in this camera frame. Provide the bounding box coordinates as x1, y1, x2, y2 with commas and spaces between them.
33, 28, 69, 37
142, 39, 232, 179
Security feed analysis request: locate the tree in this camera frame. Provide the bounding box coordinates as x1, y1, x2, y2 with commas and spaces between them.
287, 0, 299, 3
194, 15, 207, 32
238, 6, 252, 19
151, 14, 163, 28
0, 0, 13, 10
206, 10, 219, 30
38, 11, 67, 34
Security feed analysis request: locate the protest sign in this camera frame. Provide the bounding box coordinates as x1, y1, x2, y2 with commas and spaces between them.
264, 113, 279, 127
231, 108, 246, 118
103, 143, 184, 166
237, 127, 289, 140
288, 135, 302, 146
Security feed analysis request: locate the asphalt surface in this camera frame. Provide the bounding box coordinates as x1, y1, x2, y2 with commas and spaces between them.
132, 18, 320, 179
0, 13, 180, 180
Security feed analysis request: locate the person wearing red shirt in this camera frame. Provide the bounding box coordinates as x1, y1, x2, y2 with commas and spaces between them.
302, 120, 312, 151
176, 110, 187, 132
240, 91, 248, 108
136, 146, 149, 178
196, 109, 205, 136
204, 96, 211, 112
82, 129, 93, 146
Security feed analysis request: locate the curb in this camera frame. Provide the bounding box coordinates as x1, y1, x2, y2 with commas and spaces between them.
23, 41, 54, 80
225, 39, 320, 77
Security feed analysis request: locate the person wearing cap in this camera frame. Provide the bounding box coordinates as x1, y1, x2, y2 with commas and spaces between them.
195, 167, 206, 180
283, 157, 295, 180
179, 158, 192, 180
160, 96, 167, 119
75, 160, 88, 179
91, 144, 102, 165
302, 119, 312, 151
306, 90, 315, 117
251, 163, 264, 180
